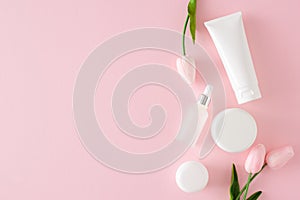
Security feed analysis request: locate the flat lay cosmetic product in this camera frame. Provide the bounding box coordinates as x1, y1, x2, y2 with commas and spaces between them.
192, 85, 213, 147
211, 108, 257, 153
176, 161, 209, 193
205, 12, 262, 104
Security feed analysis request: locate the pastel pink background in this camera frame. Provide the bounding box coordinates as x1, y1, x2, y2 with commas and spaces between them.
1, 0, 299, 199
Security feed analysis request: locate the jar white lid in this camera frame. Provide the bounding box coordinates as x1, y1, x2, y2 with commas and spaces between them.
176, 161, 209, 193
211, 108, 257, 152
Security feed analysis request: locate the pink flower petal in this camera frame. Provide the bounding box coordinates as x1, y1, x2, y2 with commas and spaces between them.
266, 146, 294, 169
176, 56, 196, 85
244, 144, 266, 174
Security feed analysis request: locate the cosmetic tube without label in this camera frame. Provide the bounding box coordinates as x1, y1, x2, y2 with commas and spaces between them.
205, 12, 262, 104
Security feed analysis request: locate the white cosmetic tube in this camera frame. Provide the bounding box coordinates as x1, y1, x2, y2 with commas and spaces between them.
205, 12, 261, 104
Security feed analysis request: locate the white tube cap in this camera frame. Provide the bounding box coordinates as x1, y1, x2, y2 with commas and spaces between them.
235, 85, 262, 104
176, 161, 209, 193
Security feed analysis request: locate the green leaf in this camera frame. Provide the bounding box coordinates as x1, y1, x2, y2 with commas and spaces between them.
247, 191, 262, 200
230, 164, 240, 200
187, 0, 197, 43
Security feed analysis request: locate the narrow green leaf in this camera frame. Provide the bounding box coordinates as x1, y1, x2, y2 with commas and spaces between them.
230, 164, 240, 200
247, 191, 262, 200
187, 0, 197, 43
189, 15, 196, 43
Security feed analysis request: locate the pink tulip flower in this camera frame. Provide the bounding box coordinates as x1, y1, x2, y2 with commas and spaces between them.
245, 144, 266, 174
176, 56, 196, 85
266, 146, 294, 169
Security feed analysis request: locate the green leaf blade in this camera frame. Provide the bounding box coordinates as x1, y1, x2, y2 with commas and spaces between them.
230, 164, 240, 200
247, 191, 262, 200
187, 0, 197, 43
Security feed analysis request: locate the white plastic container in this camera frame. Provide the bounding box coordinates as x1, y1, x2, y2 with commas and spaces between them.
176, 161, 209, 193
211, 108, 257, 152
205, 12, 262, 104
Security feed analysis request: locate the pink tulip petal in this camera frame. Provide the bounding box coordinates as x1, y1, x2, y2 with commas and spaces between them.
266, 146, 294, 169
176, 56, 196, 85
245, 144, 266, 174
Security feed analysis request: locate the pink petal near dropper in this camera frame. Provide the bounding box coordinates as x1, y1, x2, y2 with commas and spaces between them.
176, 56, 196, 85
266, 146, 294, 169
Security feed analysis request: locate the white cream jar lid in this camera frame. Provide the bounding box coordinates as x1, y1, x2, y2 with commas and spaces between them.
211, 108, 257, 152
176, 161, 209, 193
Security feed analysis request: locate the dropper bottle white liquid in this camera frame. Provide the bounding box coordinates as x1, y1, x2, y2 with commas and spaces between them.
192, 85, 213, 147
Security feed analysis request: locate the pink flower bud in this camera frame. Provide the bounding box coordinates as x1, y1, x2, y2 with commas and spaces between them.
176, 56, 196, 85
266, 146, 294, 169
245, 144, 266, 174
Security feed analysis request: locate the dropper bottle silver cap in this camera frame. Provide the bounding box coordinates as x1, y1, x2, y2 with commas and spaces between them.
198, 85, 213, 108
